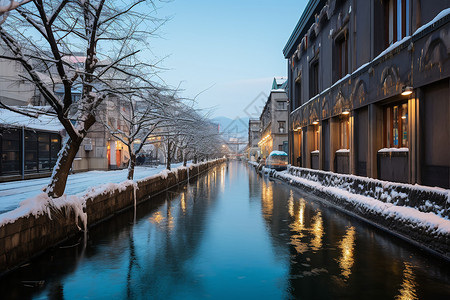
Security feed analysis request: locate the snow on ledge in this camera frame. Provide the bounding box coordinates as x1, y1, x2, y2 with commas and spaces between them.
336, 149, 350, 153
413, 8, 450, 36
378, 147, 409, 153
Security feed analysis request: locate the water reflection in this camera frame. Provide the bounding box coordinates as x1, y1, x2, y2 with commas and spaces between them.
337, 226, 356, 280
396, 262, 418, 300
310, 211, 323, 251
0, 162, 449, 299
289, 197, 308, 254
180, 192, 186, 214
261, 180, 273, 219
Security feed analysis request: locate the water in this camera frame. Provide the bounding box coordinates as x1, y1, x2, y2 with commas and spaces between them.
1, 161, 449, 299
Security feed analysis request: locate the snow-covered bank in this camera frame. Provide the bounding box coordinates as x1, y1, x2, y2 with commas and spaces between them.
0, 163, 184, 215
259, 165, 450, 259
0, 159, 225, 273
0, 161, 213, 227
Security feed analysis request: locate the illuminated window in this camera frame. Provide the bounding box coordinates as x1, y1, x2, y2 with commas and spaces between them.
384, 102, 408, 148
339, 115, 350, 149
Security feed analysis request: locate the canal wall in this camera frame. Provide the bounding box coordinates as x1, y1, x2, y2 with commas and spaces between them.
253, 164, 450, 261
0, 159, 225, 274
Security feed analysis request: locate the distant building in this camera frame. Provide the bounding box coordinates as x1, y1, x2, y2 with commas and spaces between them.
284, 0, 450, 188
247, 119, 261, 160
259, 78, 289, 158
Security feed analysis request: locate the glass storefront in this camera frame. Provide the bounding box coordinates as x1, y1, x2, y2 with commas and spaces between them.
0, 127, 61, 176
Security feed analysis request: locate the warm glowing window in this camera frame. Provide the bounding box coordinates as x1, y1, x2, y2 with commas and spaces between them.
384, 102, 408, 148
339, 115, 350, 149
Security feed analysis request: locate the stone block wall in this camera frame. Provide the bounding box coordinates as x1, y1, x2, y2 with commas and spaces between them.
0, 159, 225, 274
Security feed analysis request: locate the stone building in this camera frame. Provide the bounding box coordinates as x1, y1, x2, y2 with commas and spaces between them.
247, 119, 261, 160
259, 79, 289, 158
284, 0, 449, 188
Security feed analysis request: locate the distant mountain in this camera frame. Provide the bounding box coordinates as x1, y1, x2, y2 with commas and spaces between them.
211, 116, 249, 141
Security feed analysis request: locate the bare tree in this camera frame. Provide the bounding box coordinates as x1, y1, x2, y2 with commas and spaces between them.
0, 0, 164, 197
0, 0, 32, 25
100, 90, 177, 180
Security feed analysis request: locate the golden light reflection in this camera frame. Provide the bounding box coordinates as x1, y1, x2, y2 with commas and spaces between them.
180, 193, 186, 214
289, 198, 307, 254
395, 262, 418, 300
220, 168, 225, 191
310, 211, 323, 251
261, 181, 273, 219
149, 211, 164, 225
288, 191, 294, 217
167, 206, 174, 231
337, 226, 356, 279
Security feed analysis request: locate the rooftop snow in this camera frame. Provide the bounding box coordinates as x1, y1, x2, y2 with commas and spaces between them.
0, 107, 63, 132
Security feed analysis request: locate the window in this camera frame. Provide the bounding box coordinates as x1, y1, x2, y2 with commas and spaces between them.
339, 115, 350, 149
314, 124, 319, 151
278, 121, 286, 133
278, 145, 283, 151
38, 132, 50, 171
277, 101, 287, 110
384, 102, 408, 148
25, 131, 38, 172
336, 36, 348, 80
310, 60, 319, 98
294, 77, 302, 109
1, 129, 21, 175
384, 0, 410, 47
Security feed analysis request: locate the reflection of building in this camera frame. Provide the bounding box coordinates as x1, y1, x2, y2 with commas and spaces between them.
258, 78, 289, 158
284, 0, 450, 188
0, 108, 62, 182
247, 119, 261, 160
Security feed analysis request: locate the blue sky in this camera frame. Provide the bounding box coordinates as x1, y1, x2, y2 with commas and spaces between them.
150, 0, 308, 119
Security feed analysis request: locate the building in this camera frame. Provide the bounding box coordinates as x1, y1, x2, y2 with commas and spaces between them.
258, 79, 289, 158
247, 119, 261, 160
0, 107, 62, 182
283, 0, 449, 188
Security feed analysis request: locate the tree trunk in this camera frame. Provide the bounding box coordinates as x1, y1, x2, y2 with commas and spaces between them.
127, 151, 136, 180
166, 141, 171, 170
45, 136, 82, 198
183, 149, 187, 167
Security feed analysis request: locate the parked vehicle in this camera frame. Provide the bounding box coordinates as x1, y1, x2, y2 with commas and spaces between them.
266, 151, 288, 171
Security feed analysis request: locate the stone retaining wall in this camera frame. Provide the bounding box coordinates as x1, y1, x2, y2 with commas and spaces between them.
0, 159, 225, 274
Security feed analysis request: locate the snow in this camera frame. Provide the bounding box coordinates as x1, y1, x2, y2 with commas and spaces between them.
413, 8, 450, 36
336, 149, 350, 153
274, 167, 450, 236
274, 77, 287, 85
378, 147, 409, 153
0, 107, 63, 132
0, 163, 183, 215
269, 151, 288, 156
0, 160, 224, 227
311, 150, 319, 154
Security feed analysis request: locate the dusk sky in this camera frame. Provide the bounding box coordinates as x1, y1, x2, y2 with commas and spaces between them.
151, 0, 308, 119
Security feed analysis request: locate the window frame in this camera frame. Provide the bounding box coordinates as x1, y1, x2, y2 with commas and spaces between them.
383, 101, 408, 148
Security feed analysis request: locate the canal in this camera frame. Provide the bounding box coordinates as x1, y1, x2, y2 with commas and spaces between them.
1, 161, 449, 299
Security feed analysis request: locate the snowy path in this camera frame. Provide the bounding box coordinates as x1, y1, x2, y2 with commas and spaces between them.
0, 163, 183, 215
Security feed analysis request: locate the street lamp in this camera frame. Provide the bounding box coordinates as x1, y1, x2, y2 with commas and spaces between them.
401, 86, 413, 96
